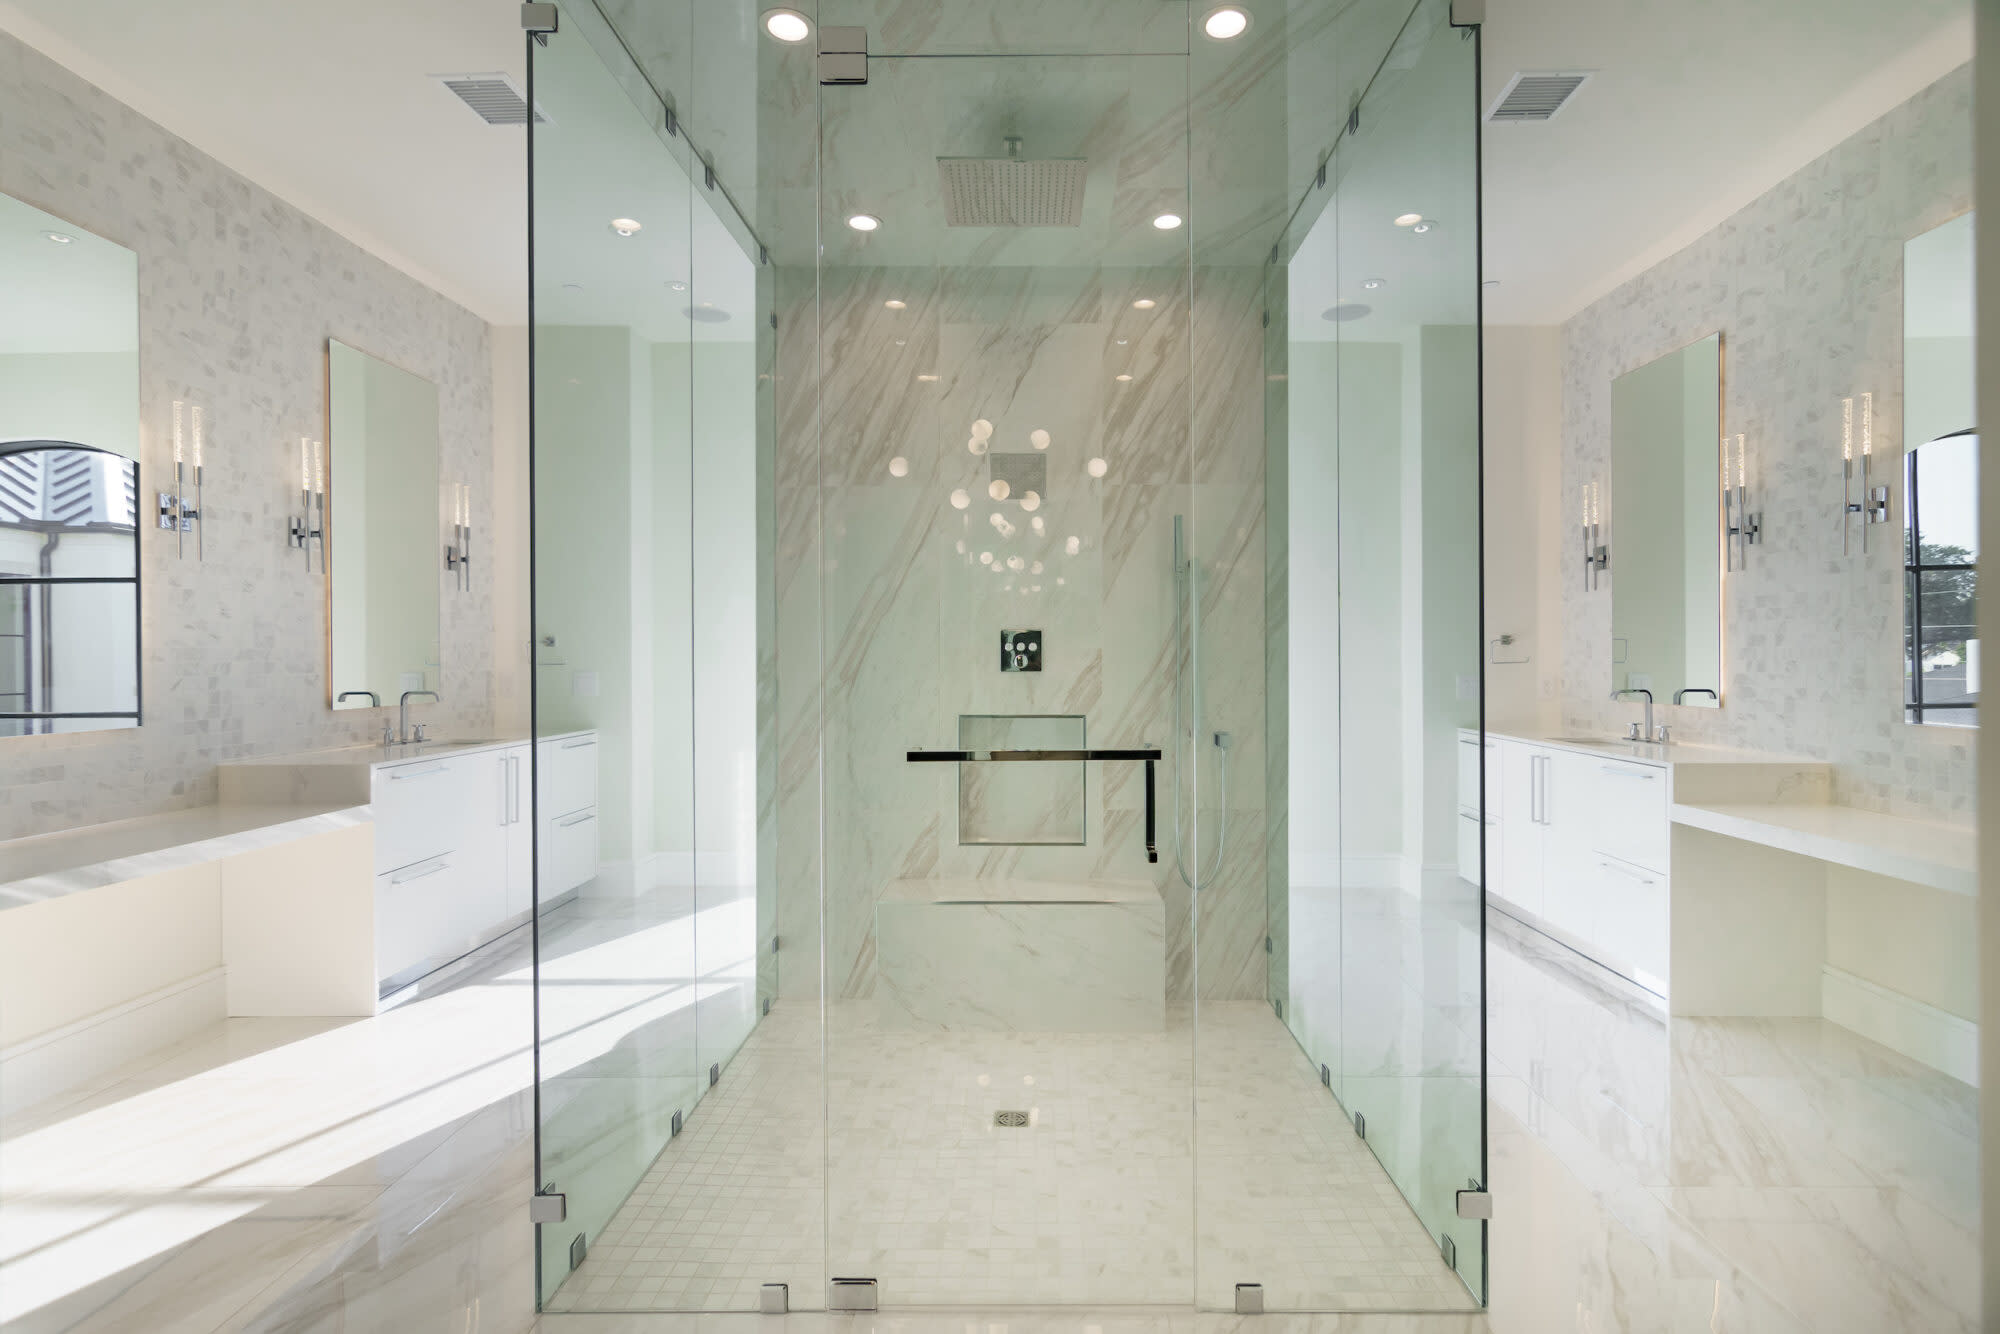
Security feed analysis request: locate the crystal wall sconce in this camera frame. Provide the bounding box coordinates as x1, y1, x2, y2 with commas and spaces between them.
1841, 393, 1890, 554
1722, 433, 1761, 570
157, 400, 205, 559
288, 435, 325, 571
1580, 478, 1607, 590
445, 482, 472, 590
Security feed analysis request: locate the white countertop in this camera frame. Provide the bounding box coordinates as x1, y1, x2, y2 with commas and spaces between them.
0, 802, 372, 910
1471, 726, 1820, 769
1671, 800, 1977, 896
224, 733, 583, 770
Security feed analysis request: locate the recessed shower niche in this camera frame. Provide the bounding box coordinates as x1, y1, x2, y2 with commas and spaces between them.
955, 713, 1084, 845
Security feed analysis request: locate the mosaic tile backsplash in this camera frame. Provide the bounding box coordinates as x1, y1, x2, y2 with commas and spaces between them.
1559, 65, 1976, 824
0, 33, 497, 840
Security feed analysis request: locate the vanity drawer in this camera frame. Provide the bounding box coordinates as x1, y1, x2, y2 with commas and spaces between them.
540, 805, 599, 896
1588, 759, 1668, 872
375, 854, 468, 980
1590, 852, 1667, 989
539, 734, 598, 819
371, 758, 464, 874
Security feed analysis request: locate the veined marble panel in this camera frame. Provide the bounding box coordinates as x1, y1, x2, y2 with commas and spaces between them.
875, 878, 1165, 1031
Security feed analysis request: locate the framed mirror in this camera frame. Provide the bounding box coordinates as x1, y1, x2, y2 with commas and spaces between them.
1903, 212, 1977, 727
1609, 333, 1723, 706
326, 340, 442, 709
0, 192, 141, 737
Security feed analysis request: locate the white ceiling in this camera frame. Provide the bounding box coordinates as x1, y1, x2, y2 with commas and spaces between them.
1479, 0, 1972, 325
0, 0, 529, 325
0, 0, 1974, 332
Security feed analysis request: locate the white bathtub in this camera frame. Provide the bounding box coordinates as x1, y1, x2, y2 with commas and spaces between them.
874, 878, 1165, 1031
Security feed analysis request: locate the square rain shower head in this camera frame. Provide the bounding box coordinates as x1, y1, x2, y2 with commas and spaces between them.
937, 156, 1087, 227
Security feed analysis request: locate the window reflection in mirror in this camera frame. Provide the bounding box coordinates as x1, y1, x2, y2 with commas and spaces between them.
0, 192, 141, 738
1902, 212, 1976, 727
326, 340, 442, 710
1608, 333, 1723, 706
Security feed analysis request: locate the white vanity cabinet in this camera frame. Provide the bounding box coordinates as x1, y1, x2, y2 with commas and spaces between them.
1467, 730, 1671, 991
1455, 735, 1499, 888
537, 732, 599, 899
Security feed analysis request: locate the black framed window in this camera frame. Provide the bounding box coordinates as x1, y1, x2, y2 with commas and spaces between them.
1904, 429, 1978, 726
0, 442, 142, 736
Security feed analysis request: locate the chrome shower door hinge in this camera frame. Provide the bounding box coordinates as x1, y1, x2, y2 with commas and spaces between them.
761, 1284, 789, 1314
1456, 1188, 1493, 1220
819, 26, 867, 84
830, 1277, 878, 1310
529, 1190, 566, 1224
520, 3, 557, 33
1235, 1284, 1264, 1315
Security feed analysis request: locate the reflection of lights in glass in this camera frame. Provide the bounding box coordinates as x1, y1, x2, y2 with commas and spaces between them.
1115, 338, 1128, 346
888, 456, 909, 477
894, 338, 906, 346
917, 374, 940, 382
1201, 5, 1251, 39
846, 213, 882, 232
950, 489, 970, 509
1411, 220, 1434, 234
1031, 561, 1044, 574
989, 479, 1010, 500
762, 7, 812, 41
971, 418, 993, 440
1031, 516, 1045, 534
1152, 213, 1183, 230
1394, 212, 1424, 227
1030, 429, 1051, 450
1132, 298, 1156, 310
884, 299, 906, 310
989, 512, 1006, 528
1114, 374, 1133, 382
1087, 457, 1108, 478
1007, 555, 1025, 571
967, 437, 988, 456
1361, 278, 1386, 290
609, 217, 642, 236
1065, 536, 1082, 555
995, 518, 1016, 538
1056, 576, 1065, 585
42, 231, 75, 245
980, 551, 994, 565
1019, 491, 1041, 512
956, 539, 967, 554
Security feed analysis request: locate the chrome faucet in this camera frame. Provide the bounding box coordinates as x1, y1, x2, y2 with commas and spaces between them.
337, 690, 380, 707
1673, 687, 1717, 705
1611, 687, 1654, 742
398, 690, 440, 744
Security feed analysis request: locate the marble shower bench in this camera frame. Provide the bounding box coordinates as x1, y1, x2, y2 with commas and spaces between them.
875, 878, 1165, 1031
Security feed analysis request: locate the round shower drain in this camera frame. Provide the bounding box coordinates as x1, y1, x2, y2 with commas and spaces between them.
994, 1110, 1030, 1127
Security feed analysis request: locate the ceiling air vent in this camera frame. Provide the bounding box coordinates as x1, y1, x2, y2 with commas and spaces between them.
435, 72, 547, 125
1486, 71, 1591, 123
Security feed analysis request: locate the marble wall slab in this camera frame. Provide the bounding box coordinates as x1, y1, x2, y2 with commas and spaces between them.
775, 263, 1270, 1003
1559, 65, 1976, 824
0, 33, 498, 842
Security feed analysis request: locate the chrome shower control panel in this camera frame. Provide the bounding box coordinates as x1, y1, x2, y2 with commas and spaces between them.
1000, 630, 1042, 671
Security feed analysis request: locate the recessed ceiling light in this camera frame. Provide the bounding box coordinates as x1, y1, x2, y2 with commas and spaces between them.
1201, 6, 1252, 39
1152, 213, 1183, 230
610, 217, 642, 236
1132, 298, 1156, 310
1394, 213, 1424, 228
762, 8, 811, 42
1411, 220, 1434, 234
668, 280, 687, 291
846, 213, 882, 232
1361, 278, 1386, 290
42, 230, 75, 245
1115, 338, 1128, 346
884, 298, 906, 310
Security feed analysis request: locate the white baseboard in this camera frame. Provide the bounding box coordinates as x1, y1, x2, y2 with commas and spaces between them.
0, 967, 227, 1116
1821, 964, 1978, 1087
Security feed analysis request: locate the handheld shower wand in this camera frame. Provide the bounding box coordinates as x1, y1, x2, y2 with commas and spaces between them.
1172, 515, 1229, 892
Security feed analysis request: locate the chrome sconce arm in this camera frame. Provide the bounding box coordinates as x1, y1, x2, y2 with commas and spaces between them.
158, 400, 206, 559
1839, 393, 1890, 555
1722, 433, 1762, 571
1580, 479, 1607, 590
444, 483, 472, 590
288, 436, 326, 571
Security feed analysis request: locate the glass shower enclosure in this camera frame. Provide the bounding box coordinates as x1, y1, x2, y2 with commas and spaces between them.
526, 0, 1485, 1313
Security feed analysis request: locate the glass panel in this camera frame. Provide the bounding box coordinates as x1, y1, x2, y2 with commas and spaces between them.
817, 49, 1196, 1306
1913, 568, 1979, 722
530, 3, 703, 1308
956, 714, 1087, 845
1332, 4, 1484, 1301
819, 0, 1188, 56
0, 580, 138, 733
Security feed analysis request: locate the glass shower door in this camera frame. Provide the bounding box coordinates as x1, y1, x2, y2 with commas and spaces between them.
812, 45, 1201, 1308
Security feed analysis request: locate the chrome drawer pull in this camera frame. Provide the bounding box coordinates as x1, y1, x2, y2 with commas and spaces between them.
1598, 860, 1657, 885
559, 737, 595, 750
556, 811, 595, 828
389, 764, 447, 781
1599, 766, 1656, 779
390, 858, 449, 885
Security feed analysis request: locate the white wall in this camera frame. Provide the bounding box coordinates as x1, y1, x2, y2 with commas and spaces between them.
1481, 326, 1562, 729
0, 31, 497, 839
0, 352, 138, 457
